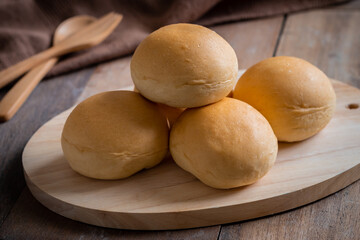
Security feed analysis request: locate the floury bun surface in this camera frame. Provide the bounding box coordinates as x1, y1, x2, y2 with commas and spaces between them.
130, 23, 238, 108
61, 91, 169, 180
169, 98, 278, 189
233, 56, 336, 142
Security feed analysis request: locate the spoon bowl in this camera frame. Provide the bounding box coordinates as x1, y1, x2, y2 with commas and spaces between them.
54, 16, 97, 45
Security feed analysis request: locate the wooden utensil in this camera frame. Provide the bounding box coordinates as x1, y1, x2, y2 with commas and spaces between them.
0, 12, 122, 89
0, 16, 101, 122
22, 79, 360, 230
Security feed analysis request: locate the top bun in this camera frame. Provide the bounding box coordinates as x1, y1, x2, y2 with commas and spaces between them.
233, 56, 336, 142
131, 23, 238, 108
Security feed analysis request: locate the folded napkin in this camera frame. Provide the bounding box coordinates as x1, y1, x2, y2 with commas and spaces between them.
0, 0, 348, 77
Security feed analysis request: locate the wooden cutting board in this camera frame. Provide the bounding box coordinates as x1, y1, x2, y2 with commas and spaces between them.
22, 79, 360, 230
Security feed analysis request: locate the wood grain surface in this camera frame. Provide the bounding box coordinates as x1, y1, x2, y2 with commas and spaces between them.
22, 79, 360, 230
1, 1, 359, 239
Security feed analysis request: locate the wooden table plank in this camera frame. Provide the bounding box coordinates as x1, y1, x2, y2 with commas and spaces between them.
212, 16, 283, 69
0, 17, 283, 239
0, 68, 93, 227
76, 56, 133, 103
219, 2, 360, 239
276, 8, 360, 88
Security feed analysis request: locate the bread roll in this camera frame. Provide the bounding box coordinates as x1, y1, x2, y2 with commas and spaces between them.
170, 98, 278, 189
233, 56, 336, 142
61, 91, 169, 180
131, 23, 238, 108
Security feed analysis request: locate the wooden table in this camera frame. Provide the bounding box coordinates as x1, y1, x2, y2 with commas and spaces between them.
1, 1, 359, 239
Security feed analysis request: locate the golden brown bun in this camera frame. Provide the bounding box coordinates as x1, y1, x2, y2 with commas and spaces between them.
170, 98, 278, 189
233, 56, 336, 142
61, 91, 169, 180
131, 23, 238, 108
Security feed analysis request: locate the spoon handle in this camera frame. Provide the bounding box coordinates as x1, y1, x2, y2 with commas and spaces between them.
0, 47, 62, 89
0, 57, 58, 122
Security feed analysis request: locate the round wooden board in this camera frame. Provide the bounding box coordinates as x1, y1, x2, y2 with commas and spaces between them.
23, 80, 360, 230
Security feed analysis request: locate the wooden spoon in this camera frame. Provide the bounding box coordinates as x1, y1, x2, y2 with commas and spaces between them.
0, 12, 122, 89
0, 15, 114, 122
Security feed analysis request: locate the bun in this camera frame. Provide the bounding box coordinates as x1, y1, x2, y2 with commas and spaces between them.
233, 56, 336, 142
61, 91, 169, 179
131, 23, 238, 108
170, 98, 278, 189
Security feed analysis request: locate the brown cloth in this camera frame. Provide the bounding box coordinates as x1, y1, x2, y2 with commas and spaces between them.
0, 0, 349, 77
